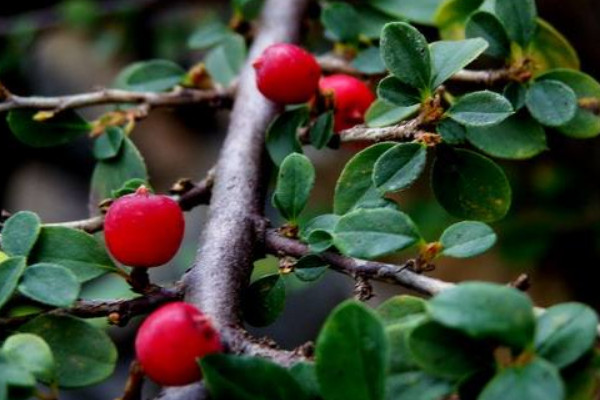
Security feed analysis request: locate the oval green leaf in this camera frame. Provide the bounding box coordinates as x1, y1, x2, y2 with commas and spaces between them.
365, 100, 420, 128
7, 109, 89, 148
386, 371, 453, 400
447, 91, 513, 127
465, 11, 510, 59
321, 2, 361, 43
242, 274, 285, 327
2, 334, 55, 382
0, 257, 27, 311
526, 80, 578, 127
273, 153, 315, 223
377, 76, 423, 107
92, 126, 125, 161
437, 119, 466, 145
494, 0, 537, 47
310, 111, 334, 149
0, 354, 36, 388
115, 59, 185, 92
429, 38, 488, 89
294, 255, 329, 282
440, 221, 496, 258
18, 263, 80, 308
266, 107, 308, 166
370, 0, 444, 26
205, 33, 247, 87
1, 211, 41, 257
527, 19, 580, 76
372, 143, 427, 193
377, 295, 427, 326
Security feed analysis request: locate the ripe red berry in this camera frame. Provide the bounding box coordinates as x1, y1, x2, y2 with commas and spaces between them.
319, 74, 376, 132
104, 186, 184, 267
135, 302, 222, 386
253, 43, 321, 104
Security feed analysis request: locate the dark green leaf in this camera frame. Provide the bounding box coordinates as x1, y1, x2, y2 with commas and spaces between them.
429, 39, 488, 89
380, 22, 431, 90
201, 354, 308, 400
115, 59, 185, 92
504, 82, 528, 111
437, 119, 466, 145
429, 282, 535, 349
479, 358, 564, 400
370, 0, 445, 26
205, 33, 247, 87
365, 100, 419, 128
334, 142, 396, 214
300, 214, 339, 253
494, 0, 537, 47
266, 107, 308, 166
294, 255, 328, 282
535, 303, 599, 369
0, 257, 27, 311
333, 208, 421, 259
526, 80, 578, 127
90, 137, 147, 202
352, 47, 386, 74
92, 126, 124, 160
377, 76, 422, 107
110, 178, 150, 199
386, 371, 453, 400
243, 274, 285, 327
290, 362, 320, 400
20, 315, 117, 388
29, 227, 116, 282
232, 0, 264, 20
316, 301, 388, 400
188, 18, 230, 50
306, 230, 334, 253
321, 2, 361, 42
310, 111, 334, 149
354, 6, 396, 40
273, 153, 315, 223
1, 334, 54, 382
372, 143, 427, 193
447, 91, 513, 127
377, 295, 427, 326
440, 221, 496, 258
432, 147, 511, 222
466, 113, 547, 160
465, 11, 510, 59
7, 109, 89, 148
386, 316, 425, 373
18, 263, 80, 308
0, 211, 41, 257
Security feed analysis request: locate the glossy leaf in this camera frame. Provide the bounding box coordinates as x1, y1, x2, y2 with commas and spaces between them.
429, 282, 535, 349
188, 18, 230, 50
352, 47, 386, 74
290, 362, 321, 400
365, 100, 420, 128
321, 2, 361, 42
526, 80, 578, 127
29, 227, 116, 282
294, 255, 328, 282
370, 0, 445, 26
432, 148, 511, 222
372, 143, 427, 193
440, 221, 496, 258
242, 274, 285, 327
300, 214, 339, 253
465, 11, 510, 59
316, 301, 388, 400
0, 211, 41, 257
266, 107, 308, 166
7, 109, 89, 148
310, 111, 334, 149
18, 263, 80, 308
381, 22, 431, 90
447, 91, 513, 127
273, 153, 315, 223
20, 315, 117, 388
2, 334, 55, 382
437, 119, 466, 145
92, 126, 124, 161
527, 19, 580, 76
429, 38, 488, 89
504, 82, 527, 111
377, 76, 422, 107
0, 257, 27, 310
115, 59, 185, 92
205, 33, 246, 87
494, 0, 537, 46
386, 371, 453, 400
333, 208, 421, 259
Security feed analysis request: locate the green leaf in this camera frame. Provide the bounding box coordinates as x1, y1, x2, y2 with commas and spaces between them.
431, 147, 511, 222
466, 113, 547, 159
535, 303, 599, 369
429, 38, 488, 89
465, 11, 510, 59
494, 0, 537, 47
0, 211, 41, 257
563, 352, 600, 400
429, 282, 535, 349
7, 109, 89, 148
504, 82, 527, 111
294, 255, 328, 282
372, 143, 427, 193
321, 2, 361, 42
370, 0, 445, 26
310, 111, 334, 149
377, 76, 422, 107
0, 354, 36, 388
386, 371, 453, 400
479, 358, 564, 400
242, 274, 285, 327
205, 33, 247, 87
354, 6, 396, 40
333, 208, 421, 259
300, 214, 339, 253
110, 178, 150, 199
201, 354, 309, 400
20, 315, 117, 388
18, 263, 80, 308
386, 316, 425, 373
365, 100, 419, 128
92, 126, 124, 161
29, 227, 116, 282
380, 22, 431, 91
527, 19, 580, 76
316, 301, 388, 400
232, 0, 264, 20
273, 153, 315, 223
526, 80, 578, 127
290, 362, 321, 400
334, 142, 396, 214
0, 257, 27, 311
537, 69, 600, 138
115, 59, 185, 92
434, 0, 484, 40
408, 321, 493, 379
2, 334, 54, 382
188, 17, 230, 50
90, 137, 147, 202
352, 46, 386, 74
377, 295, 427, 326
447, 91, 513, 127
266, 107, 308, 166
437, 119, 466, 145
440, 221, 496, 258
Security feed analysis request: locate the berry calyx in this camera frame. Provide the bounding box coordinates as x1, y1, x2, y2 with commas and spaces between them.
104, 186, 185, 267
135, 302, 222, 386
318, 74, 375, 132
253, 43, 321, 104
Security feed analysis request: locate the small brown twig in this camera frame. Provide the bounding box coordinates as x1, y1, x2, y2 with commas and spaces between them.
117, 360, 145, 400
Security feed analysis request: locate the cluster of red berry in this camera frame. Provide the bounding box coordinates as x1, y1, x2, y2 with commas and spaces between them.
253, 43, 375, 132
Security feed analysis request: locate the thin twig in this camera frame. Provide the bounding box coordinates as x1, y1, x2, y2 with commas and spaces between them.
117, 360, 145, 400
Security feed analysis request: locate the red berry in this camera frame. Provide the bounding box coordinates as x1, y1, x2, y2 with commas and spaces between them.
319, 74, 376, 132
135, 302, 222, 386
104, 186, 184, 267
253, 43, 321, 104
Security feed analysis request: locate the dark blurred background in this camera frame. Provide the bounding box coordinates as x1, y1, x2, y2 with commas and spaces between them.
1, 0, 600, 398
